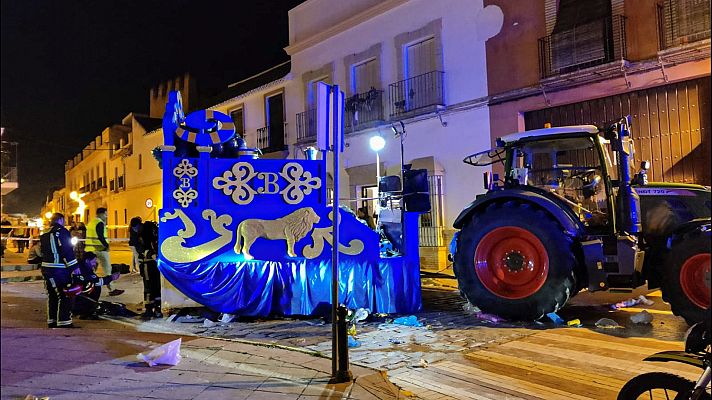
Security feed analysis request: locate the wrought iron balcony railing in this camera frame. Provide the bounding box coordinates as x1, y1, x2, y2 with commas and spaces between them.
388, 71, 445, 118
538, 15, 627, 78
658, 0, 711, 50
345, 88, 384, 132
296, 109, 317, 143
256, 124, 287, 153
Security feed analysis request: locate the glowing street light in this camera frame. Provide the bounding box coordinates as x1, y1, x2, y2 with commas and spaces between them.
44, 211, 53, 219
369, 135, 386, 212
69, 191, 87, 220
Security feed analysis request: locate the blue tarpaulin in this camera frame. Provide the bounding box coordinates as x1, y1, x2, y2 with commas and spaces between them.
158, 257, 421, 316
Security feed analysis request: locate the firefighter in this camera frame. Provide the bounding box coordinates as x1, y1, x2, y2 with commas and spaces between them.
138, 221, 162, 319
40, 213, 79, 328
71, 251, 121, 319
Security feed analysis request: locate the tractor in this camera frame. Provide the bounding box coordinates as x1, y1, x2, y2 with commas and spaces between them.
452, 117, 710, 324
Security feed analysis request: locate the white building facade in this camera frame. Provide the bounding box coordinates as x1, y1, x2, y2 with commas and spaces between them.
283, 0, 497, 268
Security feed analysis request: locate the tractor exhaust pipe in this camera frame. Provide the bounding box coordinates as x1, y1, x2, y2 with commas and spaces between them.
612, 116, 642, 234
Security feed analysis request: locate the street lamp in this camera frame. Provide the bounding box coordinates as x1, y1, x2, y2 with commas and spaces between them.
369, 134, 385, 211
44, 211, 53, 219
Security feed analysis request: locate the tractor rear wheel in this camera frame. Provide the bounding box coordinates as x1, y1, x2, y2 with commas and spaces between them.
662, 225, 711, 325
454, 201, 579, 320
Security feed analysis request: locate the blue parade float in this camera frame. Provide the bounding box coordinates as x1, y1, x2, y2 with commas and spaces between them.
156, 91, 422, 317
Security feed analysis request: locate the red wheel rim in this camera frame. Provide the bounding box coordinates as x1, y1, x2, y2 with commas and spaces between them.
474, 227, 549, 300
680, 253, 711, 309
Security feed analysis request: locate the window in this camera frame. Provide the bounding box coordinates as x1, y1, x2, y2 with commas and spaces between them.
419, 175, 445, 247
230, 108, 245, 136
138, 154, 142, 170
405, 37, 436, 78
263, 92, 285, 151
124, 209, 127, 225
308, 76, 330, 107
352, 59, 378, 94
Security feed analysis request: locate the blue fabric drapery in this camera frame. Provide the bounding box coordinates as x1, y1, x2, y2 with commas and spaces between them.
158, 257, 421, 316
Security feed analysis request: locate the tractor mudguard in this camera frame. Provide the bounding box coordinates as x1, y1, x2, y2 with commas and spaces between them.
643, 350, 706, 369
667, 218, 711, 247
453, 188, 583, 238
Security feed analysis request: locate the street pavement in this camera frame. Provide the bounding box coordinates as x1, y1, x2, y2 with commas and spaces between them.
0, 281, 408, 400
1, 259, 701, 400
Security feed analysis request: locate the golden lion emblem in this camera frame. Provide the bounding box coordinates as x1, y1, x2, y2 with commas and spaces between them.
235, 207, 321, 260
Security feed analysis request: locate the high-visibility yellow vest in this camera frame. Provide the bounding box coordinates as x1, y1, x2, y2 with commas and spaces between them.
85, 217, 108, 250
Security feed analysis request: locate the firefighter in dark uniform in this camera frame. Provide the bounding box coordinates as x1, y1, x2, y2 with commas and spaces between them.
40, 213, 79, 328
138, 221, 162, 319
71, 251, 121, 319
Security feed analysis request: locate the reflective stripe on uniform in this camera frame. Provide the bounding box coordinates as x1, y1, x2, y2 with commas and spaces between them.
42, 262, 66, 268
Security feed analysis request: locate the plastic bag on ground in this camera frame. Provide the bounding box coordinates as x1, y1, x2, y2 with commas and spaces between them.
637, 295, 655, 306
630, 310, 653, 324
219, 313, 235, 323
612, 298, 640, 309
202, 319, 217, 328
347, 336, 361, 348
392, 315, 423, 327
595, 318, 623, 329
353, 308, 369, 323
546, 312, 565, 325
475, 312, 505, 324
137, 338, 182, 367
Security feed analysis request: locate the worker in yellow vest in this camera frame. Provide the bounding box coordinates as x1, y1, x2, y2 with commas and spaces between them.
85, 208, 123, 296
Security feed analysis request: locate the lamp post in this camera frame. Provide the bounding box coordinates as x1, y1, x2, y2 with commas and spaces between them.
369, 135, 385, 204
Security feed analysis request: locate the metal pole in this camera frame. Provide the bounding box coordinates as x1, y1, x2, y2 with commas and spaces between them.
330, 86, 339, 379
375, 151, 380, 210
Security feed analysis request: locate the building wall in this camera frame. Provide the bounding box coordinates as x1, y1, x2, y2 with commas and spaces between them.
287, 0, 495, 232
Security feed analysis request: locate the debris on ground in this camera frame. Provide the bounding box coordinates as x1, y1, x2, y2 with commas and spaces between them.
137, 338, 182, 367
630, 310, 653, 324
463, 302, 481, 314
595, 318, 623, 329
474, 312, 505, 324
219, 313, 235, 323
347, 336, 361, 348
637, 295, 655, 306
202, 319, 217, 328
566, 319, 582, 327
347, 324, 357, 336
546, 312, 565, 325
175, 315, 205, 323
23, 396, 49, 400
412, 358, 429, 368
612, 297, 641, 310
353, 308, 369, 323
392, 315, 423, 327
389, 338, 405, 345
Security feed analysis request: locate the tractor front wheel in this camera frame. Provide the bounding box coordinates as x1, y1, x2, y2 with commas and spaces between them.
454, 201, 579, 320
662, 225, 711, 325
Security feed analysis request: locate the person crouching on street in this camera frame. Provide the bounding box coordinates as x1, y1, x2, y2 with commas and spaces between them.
40, 213, 79, 328
138, 221, 162, 320
71, 251, 121, 320
85, 207, 124, 296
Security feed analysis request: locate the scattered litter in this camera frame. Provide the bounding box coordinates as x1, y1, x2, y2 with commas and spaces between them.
412, 358, 429, 368
566, 319, 582, 327
347, 336, 361, 348
347, 324, 357, 336
630, 310, 653, 324
305, 320, 325, 326
546, 312, 565, 325
175, 315, 205, 323
23, 396, 49, 400
219, 313, 235, 323
612, 297, 641, 310
137, 338, 182, 367
167, 314, 179, 322
463, 302, 481, 314
389, 338, 405, 345
353, 308, 369, 323
595, 318, 623, 329
474, 312, 505, 324
637, 295, 655, 306
392, 315, 423, 327
202, 319, 217, 328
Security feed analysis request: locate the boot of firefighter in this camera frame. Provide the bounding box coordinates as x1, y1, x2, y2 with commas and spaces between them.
153, 297, 163, 319
141, 301, 154, 320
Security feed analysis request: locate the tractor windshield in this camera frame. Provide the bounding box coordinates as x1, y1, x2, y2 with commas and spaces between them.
512, 136, 609, 227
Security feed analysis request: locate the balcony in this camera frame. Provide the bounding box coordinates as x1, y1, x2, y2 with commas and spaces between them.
345, 88, 384, 132
296, 109, 317, 143
388, 71, 445, 118
538, 15, 627, 78
658, 0, 710, 50
256, 124, 287, 154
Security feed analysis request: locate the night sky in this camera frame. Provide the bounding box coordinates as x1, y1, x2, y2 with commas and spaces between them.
1, 0, 304, 215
